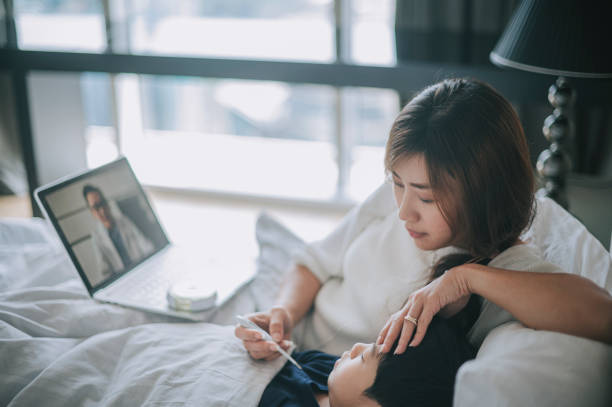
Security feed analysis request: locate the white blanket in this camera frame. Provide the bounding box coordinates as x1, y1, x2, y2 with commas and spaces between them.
0, 217, 288, 407
2, 198, 611, 407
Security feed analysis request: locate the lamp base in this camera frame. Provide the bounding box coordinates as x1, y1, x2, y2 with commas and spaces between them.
535, 77, 574, 209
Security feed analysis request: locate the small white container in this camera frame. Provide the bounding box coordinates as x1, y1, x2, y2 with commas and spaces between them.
167, 280, 218, 312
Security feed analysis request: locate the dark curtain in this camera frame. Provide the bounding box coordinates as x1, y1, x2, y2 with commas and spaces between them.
395, 0, 519, 65
574, 106, 612, 175
394, 0, 612, 177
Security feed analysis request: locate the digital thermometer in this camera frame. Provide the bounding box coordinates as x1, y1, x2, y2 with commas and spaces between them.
235, 315, 303, 370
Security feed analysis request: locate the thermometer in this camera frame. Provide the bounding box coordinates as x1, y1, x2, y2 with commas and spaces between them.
236, 315, 303, 370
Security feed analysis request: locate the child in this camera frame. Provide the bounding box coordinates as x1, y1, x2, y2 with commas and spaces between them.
259, 298, 479, 407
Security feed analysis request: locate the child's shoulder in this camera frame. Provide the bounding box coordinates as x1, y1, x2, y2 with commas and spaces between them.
292, 349, 339, 365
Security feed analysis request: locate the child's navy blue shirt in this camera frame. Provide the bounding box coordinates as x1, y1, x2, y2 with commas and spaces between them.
258, 350, 339, 407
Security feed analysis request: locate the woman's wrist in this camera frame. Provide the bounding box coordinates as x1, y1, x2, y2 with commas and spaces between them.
271, 304, 295, 329
451, 263, 483, 296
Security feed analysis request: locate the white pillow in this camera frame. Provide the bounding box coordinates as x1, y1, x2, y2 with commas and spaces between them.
0, 217, 57, 246
523, 197, 612, 292
456, 198, 612, 406
248, 212, 306, 312
455, 322, 612, 407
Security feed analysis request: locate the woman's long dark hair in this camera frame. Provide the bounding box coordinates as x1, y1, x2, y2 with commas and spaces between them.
385, 78, 535, 278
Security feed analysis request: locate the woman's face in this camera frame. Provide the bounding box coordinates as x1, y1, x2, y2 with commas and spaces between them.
327, 343, 381, 407
391, 154, 454, 251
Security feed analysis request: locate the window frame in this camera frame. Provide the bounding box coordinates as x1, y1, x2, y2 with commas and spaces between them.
2, 0, 584, 214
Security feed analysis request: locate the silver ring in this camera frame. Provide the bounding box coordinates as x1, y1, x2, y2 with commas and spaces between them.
404, 315, 418, 326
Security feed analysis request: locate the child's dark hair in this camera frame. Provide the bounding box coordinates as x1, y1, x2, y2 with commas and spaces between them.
363, 315, 477, 407
384, 78, 535, 278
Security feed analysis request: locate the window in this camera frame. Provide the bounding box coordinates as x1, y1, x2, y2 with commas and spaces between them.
14, 0, 401, 205
123, 0, 334, 62
81, 73, 119, 168
14, 0, 336, 62
343, 87, 399, 200
14, 0, 106, 52
346, 0, 396, 66
124, 75, 339, 201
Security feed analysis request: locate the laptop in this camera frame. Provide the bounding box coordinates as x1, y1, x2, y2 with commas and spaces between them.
34, 157, 255, 321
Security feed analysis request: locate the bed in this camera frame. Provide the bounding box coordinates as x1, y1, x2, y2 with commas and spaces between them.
1, 191, 611, 406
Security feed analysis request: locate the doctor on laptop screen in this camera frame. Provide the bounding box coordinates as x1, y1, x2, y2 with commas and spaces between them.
39, 159, 168, 289
83, 184, 154, 277
36, 157, 254, 320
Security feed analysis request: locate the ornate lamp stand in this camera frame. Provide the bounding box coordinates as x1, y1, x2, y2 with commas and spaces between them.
535, 77, 575, 209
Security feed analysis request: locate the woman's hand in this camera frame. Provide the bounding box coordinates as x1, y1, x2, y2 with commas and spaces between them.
377, 267, 471, 354
234, 306, 293, 361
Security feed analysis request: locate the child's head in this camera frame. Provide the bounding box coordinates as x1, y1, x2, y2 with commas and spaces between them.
384, 78, 534, 259
327, 317, 475, 407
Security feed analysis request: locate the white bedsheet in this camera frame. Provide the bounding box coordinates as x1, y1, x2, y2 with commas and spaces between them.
0, 218, 288, 407
2, 197, 611, 406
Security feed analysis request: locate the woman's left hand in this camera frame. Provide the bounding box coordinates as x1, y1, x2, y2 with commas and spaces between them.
376, 266, 471, 354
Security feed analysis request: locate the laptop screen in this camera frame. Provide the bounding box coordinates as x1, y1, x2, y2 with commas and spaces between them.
35, 157, 169, 293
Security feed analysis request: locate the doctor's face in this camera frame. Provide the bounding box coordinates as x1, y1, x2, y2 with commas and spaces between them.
86, 191, 114, 229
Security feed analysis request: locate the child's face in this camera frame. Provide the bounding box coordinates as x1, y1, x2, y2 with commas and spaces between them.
391, 154, 454, 251
327, 343, 382, 407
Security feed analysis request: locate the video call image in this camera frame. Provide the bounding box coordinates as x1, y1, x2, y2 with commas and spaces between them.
43, 162, 166, 287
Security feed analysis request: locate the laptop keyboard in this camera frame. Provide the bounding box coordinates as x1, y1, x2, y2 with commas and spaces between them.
130, 272, 171, 305
104, 259, 174, 308
96, 247, 255, 316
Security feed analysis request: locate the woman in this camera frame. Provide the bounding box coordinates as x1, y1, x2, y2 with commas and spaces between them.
235, 78, 612, 367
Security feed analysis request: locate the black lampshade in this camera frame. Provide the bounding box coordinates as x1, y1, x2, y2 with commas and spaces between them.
490, 0, 612, 78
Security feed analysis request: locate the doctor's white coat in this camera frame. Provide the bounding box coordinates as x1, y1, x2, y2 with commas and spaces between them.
90, 205, 154, 278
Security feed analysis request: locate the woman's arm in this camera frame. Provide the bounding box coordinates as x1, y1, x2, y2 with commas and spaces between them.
275, 264, 322, 328
379, 265, 612, 354
462, 264, 612, 344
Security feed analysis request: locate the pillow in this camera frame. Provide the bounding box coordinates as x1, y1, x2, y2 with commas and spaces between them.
0, 217, 58, 246
457, 198, 612, 406
0, 218, 75, 291
455, 322, 612, 407
248, 212, 306, 312
523, 197, 612, 292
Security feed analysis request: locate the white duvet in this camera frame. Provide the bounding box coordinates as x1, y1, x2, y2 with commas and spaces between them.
0, 217, 289, 407
2, 195, 611, 407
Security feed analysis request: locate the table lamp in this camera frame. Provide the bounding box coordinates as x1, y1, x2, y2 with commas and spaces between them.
490, 0, 612, 208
